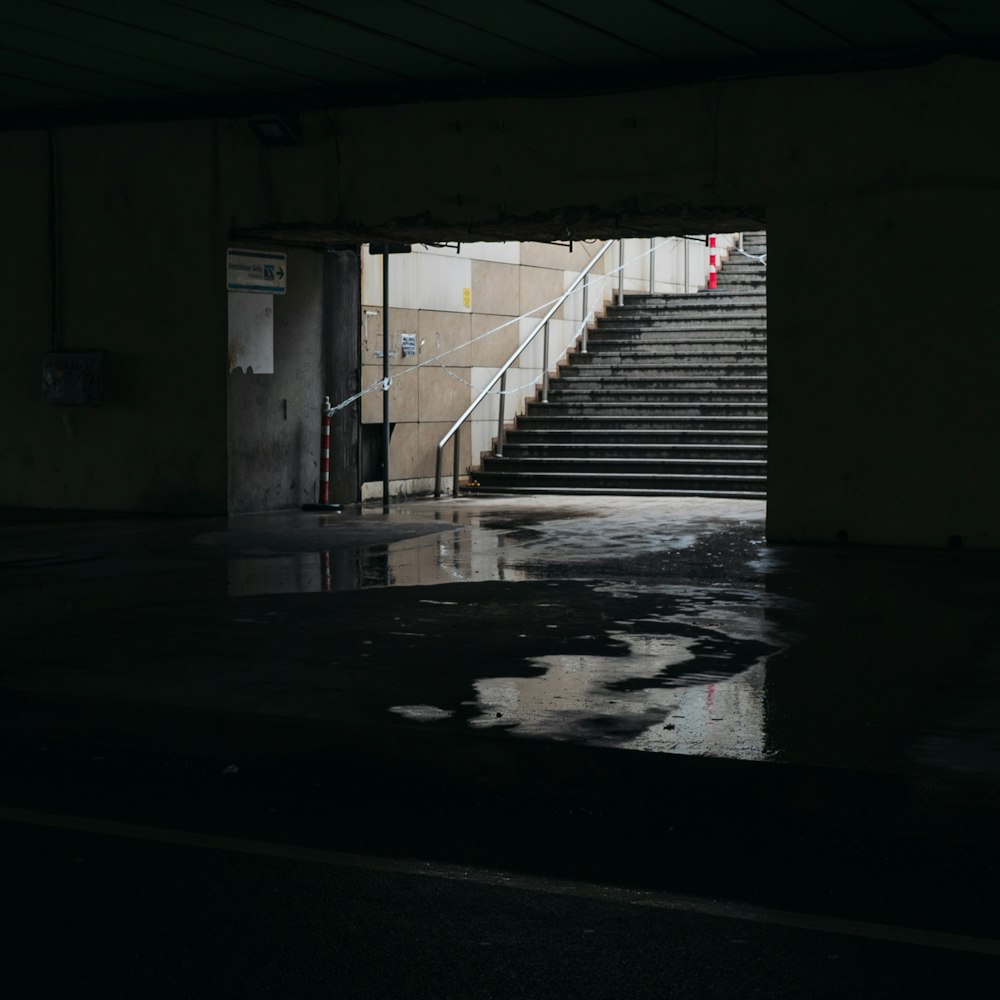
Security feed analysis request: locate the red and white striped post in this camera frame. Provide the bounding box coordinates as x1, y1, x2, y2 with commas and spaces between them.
302, 396, 342, 511
319, 395, 331, 505
708, 235, 718, 290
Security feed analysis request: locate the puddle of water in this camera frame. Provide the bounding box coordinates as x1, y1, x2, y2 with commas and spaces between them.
226, 528, 532, 596
376, 583, 784, 762
466, 633, 773, 760
223, 500, 768, 597
389, 705, 455, 722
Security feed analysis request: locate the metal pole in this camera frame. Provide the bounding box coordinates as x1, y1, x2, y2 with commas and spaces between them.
320, 396, 331, 505
496, 371, 506, 456
48, 130, 61, 351
542, 320, 550, 402
382, 252, 390, 512
452, 423, 461, 496
684, 239, 690, 293
581, 277, 589, 354
617, 240, 624, 306
649, 238, 656, 294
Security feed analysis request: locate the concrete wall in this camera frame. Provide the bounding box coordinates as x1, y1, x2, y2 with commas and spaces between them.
767, 192, 1000, 548
0, 121, 356, 516
357, 241, 622, 497
3, 54, 999, 545
356, 236, 727, 499
228, 248, 324, 514
0, 124, 228, 514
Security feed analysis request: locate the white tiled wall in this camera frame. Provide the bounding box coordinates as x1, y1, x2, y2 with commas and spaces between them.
358, 236, 736, 497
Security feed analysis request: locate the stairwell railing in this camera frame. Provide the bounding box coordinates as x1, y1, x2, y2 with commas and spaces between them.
434, 239, 616, 497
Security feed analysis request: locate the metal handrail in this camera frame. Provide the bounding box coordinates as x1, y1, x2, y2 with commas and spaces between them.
434, 239, 616, 497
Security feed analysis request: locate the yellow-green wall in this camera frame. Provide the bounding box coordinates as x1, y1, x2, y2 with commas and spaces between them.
3, 56, 1000, 545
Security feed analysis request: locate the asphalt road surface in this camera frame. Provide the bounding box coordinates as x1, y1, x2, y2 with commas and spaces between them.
3, 809, 997, 1000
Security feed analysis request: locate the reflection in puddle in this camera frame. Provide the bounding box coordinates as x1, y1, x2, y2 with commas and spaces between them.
468, 634, 771, 760
389, 704, 455, 722
381, 587, 782, 762
227, 528, 527, 596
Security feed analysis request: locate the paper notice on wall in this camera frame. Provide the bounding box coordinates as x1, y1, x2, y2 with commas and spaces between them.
228, 292, 274, 374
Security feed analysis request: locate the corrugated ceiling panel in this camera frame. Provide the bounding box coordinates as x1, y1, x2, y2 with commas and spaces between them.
173, 0, 580, 76
408, 0, 666, 70
919, 1, 1000, 38
2, 0, 999, 126
0, 48, 179, 102
662, 0, 852, 53
3, 3, 323, 93
41, 0, 417, 85
528, 0, 755, 59
777, 0, 954, 46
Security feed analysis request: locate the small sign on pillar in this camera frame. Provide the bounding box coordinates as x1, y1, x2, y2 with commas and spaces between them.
227, 249, 287, 294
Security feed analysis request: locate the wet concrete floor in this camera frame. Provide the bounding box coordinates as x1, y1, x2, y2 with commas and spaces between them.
3, 496, 1000, 929
4, 495, 999, 774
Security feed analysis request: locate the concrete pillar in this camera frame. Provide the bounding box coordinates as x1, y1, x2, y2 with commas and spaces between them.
766, 191, 1000, 549
323, 248, 362, 505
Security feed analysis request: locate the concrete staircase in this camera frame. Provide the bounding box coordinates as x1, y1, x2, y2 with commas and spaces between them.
468, 232, 768, 498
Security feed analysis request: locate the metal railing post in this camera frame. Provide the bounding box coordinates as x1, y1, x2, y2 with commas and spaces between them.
617, 240, 624, 306
581, 278, 589, 354
541, 320, 550, 402
649, 238, 656, 293
684, 238, 690, 293
452, 423, 461, 495
382, 251, 390, 512
434, 239, 614, 498
496, 371, 506, 456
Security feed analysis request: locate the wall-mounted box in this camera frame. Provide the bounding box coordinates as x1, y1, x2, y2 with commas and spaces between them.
42, 351, 105, 405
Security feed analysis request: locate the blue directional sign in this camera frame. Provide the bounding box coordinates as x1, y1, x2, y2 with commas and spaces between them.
227, 249, 287, 294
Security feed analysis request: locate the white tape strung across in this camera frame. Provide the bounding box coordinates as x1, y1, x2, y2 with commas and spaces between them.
323, 236, 730, 415
733, 246, 767, 265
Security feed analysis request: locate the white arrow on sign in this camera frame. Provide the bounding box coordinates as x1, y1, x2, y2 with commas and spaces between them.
227, 249, 287, 295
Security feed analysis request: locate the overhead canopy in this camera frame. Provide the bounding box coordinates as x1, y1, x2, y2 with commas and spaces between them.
2, 0, 999, 130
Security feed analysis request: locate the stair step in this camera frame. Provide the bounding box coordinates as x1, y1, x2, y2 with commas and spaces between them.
483, 455, 766, 473
498, 443, 767, 460
597, 316, 766, 329
563, 371, 768, 382
621, 293, 766, 308
527, 406, 767, 420
583, 340, 766, 353
550, 377, 767, 392
606, 303, 766, 316
568, 356, 767, 369
545, 388, 768, 403
584, 331, 767, 341
470, 239, 769, 497
504, 429, 768, 445
465, 485, 767, 499
516, 415, 767, 430
714, 276, 766, 286
469, 471, 768, 491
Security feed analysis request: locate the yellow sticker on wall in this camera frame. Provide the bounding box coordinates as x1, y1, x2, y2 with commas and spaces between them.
462, 287, 472, 309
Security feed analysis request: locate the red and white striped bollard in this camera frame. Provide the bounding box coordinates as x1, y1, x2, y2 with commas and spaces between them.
708, 235, 718, 290
320, 395, 331, 505
302, 395, 342, 512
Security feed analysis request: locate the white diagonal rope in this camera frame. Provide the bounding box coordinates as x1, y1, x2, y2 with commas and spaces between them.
325, 235, 750, 414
